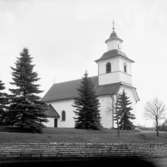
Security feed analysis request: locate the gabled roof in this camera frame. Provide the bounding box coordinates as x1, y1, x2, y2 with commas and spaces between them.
42, 76, 123, 102
95, 49, 134, 63
45, 104, 60, 118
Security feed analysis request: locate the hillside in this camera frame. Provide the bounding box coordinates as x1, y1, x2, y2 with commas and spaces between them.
0, 128, 166, 143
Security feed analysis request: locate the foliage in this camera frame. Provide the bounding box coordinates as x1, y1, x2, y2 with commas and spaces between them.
8, 48, 47, 133
158, 124, 167, 131
0, 81, 8, 125
114, 91, 135, 130
73, 72, 101, 130
159, 119, 167, 131
144, 98, 166, 136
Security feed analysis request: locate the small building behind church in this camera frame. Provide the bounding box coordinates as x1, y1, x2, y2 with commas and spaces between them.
43, 26, 139, 128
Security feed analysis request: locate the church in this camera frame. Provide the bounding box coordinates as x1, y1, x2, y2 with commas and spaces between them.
43, 25, 139, 128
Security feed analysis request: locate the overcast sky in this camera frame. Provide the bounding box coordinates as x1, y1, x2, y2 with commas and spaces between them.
0, 0, 167, 126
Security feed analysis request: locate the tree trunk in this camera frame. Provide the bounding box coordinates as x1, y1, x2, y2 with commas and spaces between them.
155, 116, 159, 137
117, 120, 120, 137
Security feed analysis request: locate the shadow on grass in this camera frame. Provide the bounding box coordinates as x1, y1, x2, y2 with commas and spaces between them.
0, 126, 39, 133
0, 157, 157, 167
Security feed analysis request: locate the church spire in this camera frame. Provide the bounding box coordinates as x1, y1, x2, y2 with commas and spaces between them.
105, 22, 123, 44
105, 21, 123, 50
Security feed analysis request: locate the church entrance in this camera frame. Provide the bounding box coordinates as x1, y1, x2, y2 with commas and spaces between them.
54, 119, 58, 128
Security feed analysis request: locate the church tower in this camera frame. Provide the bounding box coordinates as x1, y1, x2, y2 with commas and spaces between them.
96, 23, 134, 86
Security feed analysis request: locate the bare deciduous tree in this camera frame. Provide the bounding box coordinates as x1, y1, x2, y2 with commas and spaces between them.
144, 98, 166, 136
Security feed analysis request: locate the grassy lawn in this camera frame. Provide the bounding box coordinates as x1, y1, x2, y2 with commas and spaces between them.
0, 128, 167, 143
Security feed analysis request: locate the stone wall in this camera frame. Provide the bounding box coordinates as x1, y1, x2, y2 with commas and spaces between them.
0, 143, 166, 161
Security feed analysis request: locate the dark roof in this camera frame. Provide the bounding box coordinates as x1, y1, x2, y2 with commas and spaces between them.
43, 76, 122, 102
95, 49, 134, 63
105, 31, 123, 43
45, 104, 60, 118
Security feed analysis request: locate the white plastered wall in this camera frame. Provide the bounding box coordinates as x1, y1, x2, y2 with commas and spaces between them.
98, 57, 132, 85
119, 58, 132, 74
44, 85, 139, 128
45, 96, 116, 128
99, 72, 132, 85
98, 95, 114, 128
98, 58, 119, 74
106, 40, 122, 50
49, 99, 75, 128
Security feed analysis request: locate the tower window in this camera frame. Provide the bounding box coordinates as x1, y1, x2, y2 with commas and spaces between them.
124, 64, 127, 73
106, 62, 111, 73
61, 110, 66, 121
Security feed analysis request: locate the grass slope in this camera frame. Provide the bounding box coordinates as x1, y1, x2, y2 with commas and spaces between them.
0, 128, 167, 143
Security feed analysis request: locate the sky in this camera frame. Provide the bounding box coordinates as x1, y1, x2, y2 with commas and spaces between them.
0, 0, 167, 126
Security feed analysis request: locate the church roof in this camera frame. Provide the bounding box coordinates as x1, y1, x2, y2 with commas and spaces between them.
45, 104, 60, 118
95, 49, 134, 63
42, 76, 124, 102
105, 31, 123, 43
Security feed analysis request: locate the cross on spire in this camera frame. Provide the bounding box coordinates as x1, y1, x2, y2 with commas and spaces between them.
112, 20, 115, 32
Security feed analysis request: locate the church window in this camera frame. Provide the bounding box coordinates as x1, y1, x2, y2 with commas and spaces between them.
106, 62, 111, 73
124, 63, 127, 73
62, 110, 66, 121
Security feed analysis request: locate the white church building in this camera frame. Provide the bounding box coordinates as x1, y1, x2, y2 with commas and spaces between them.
43, 26, 139, 128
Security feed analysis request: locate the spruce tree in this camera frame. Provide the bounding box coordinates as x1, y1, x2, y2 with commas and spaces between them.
115, 91, 135, 130
0, 81, 8, 125
9, 48, 47, 133
73, 72, 101, 130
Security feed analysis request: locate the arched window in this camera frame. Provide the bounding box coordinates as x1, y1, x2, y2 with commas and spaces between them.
106, 62, 111, 73
62, 110, 66, 121
124, 63, 127, 73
